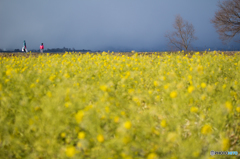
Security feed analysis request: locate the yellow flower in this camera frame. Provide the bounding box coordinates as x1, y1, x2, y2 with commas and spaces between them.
197, 65, 203, 73
65, 146, 76, 157
100, 85, 108, 92
105, 106, 109, 113
190, 107, 198, 113
147, 153, 158, 159
121, 111, 126, 116
153, 81, 159, 87
46, 91, 52, 98
236, 107, 240, 113
225, 101, 232, 112
122, 136, 131, 144
64, 73, 70, 78
49, 75, 56, 81
164, 85, 169, 89
201, 83, 206, 88
84, 104, 93, 111
61, 132, 66, 138
188, 75, 192, 80
30, 83, 35, 88
97, 134, 104, 143
201, 124, 212, 135
170, 91, 177, 98
222, 138, 230, 151
128, 89, 134, 94
64, 102, 72, 108
75, 110, 84, 123
114, 116, 119, 123
160, 120, 167, 128
188, 86, 195, 93
124, 121, 132, 129
6, 68, 12, 76
222, 84, 227, 89
78, 132, 85, 139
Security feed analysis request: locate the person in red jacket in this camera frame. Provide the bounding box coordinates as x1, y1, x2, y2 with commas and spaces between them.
40, 43, 44, 53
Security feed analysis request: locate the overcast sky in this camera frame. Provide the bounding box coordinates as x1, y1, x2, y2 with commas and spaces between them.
0, 0, 239, 51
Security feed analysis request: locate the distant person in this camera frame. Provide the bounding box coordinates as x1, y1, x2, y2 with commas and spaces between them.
40, 43, 44, 53
22, 40, 28, 52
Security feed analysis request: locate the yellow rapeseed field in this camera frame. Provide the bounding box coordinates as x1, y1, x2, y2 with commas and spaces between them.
0, 51, 240, 158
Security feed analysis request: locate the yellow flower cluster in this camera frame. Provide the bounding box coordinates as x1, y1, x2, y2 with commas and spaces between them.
0, 51, 240, 158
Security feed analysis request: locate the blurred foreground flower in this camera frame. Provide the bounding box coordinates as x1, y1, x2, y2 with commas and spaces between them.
97, 134, 104, 143
147, 153, 158, 159
75, 110, 84, 123
201, 83, 206, 88
236, 107, 240, 113
190, 107, 198, 113
225, 101, 232, 112
188, 86, 195, 93
124, 121, 132, 129
222, 138, 230, 151
170, 91, 177, 98
160, 120, 167, 128
65, 146, 76, 157
78, 132, 85, 139
201, 124, 212, 135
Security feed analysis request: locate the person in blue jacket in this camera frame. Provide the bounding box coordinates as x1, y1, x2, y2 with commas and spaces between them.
22, 40, 28, 52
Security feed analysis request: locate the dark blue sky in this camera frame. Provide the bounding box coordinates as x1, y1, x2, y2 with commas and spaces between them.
0, 0, 239, 51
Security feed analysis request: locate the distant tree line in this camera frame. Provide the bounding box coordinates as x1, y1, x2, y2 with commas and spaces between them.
0, 47, 91, 53
36, 47, 91, 53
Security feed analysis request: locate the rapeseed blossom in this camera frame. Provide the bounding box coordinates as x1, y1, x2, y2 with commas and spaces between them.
78, 132, 85, 139
75, 110, 84, 123
222, 138, 230, 151
0, 51, 239, 158
61, 132, 66, 138
170, 91, 177, 98
124, 121, 132, 129
160, 120, 167, 128
225, 101, 232, 112
201, 83, 206, 88
190, 107, 198, 113
201, 124, 212, 135
65, 146, 76, 157
147, 153, 158, 159
188, 86, 195, 93
153, 81, 159, 87
97, 134, 104, 143
236, 107, 240, 113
